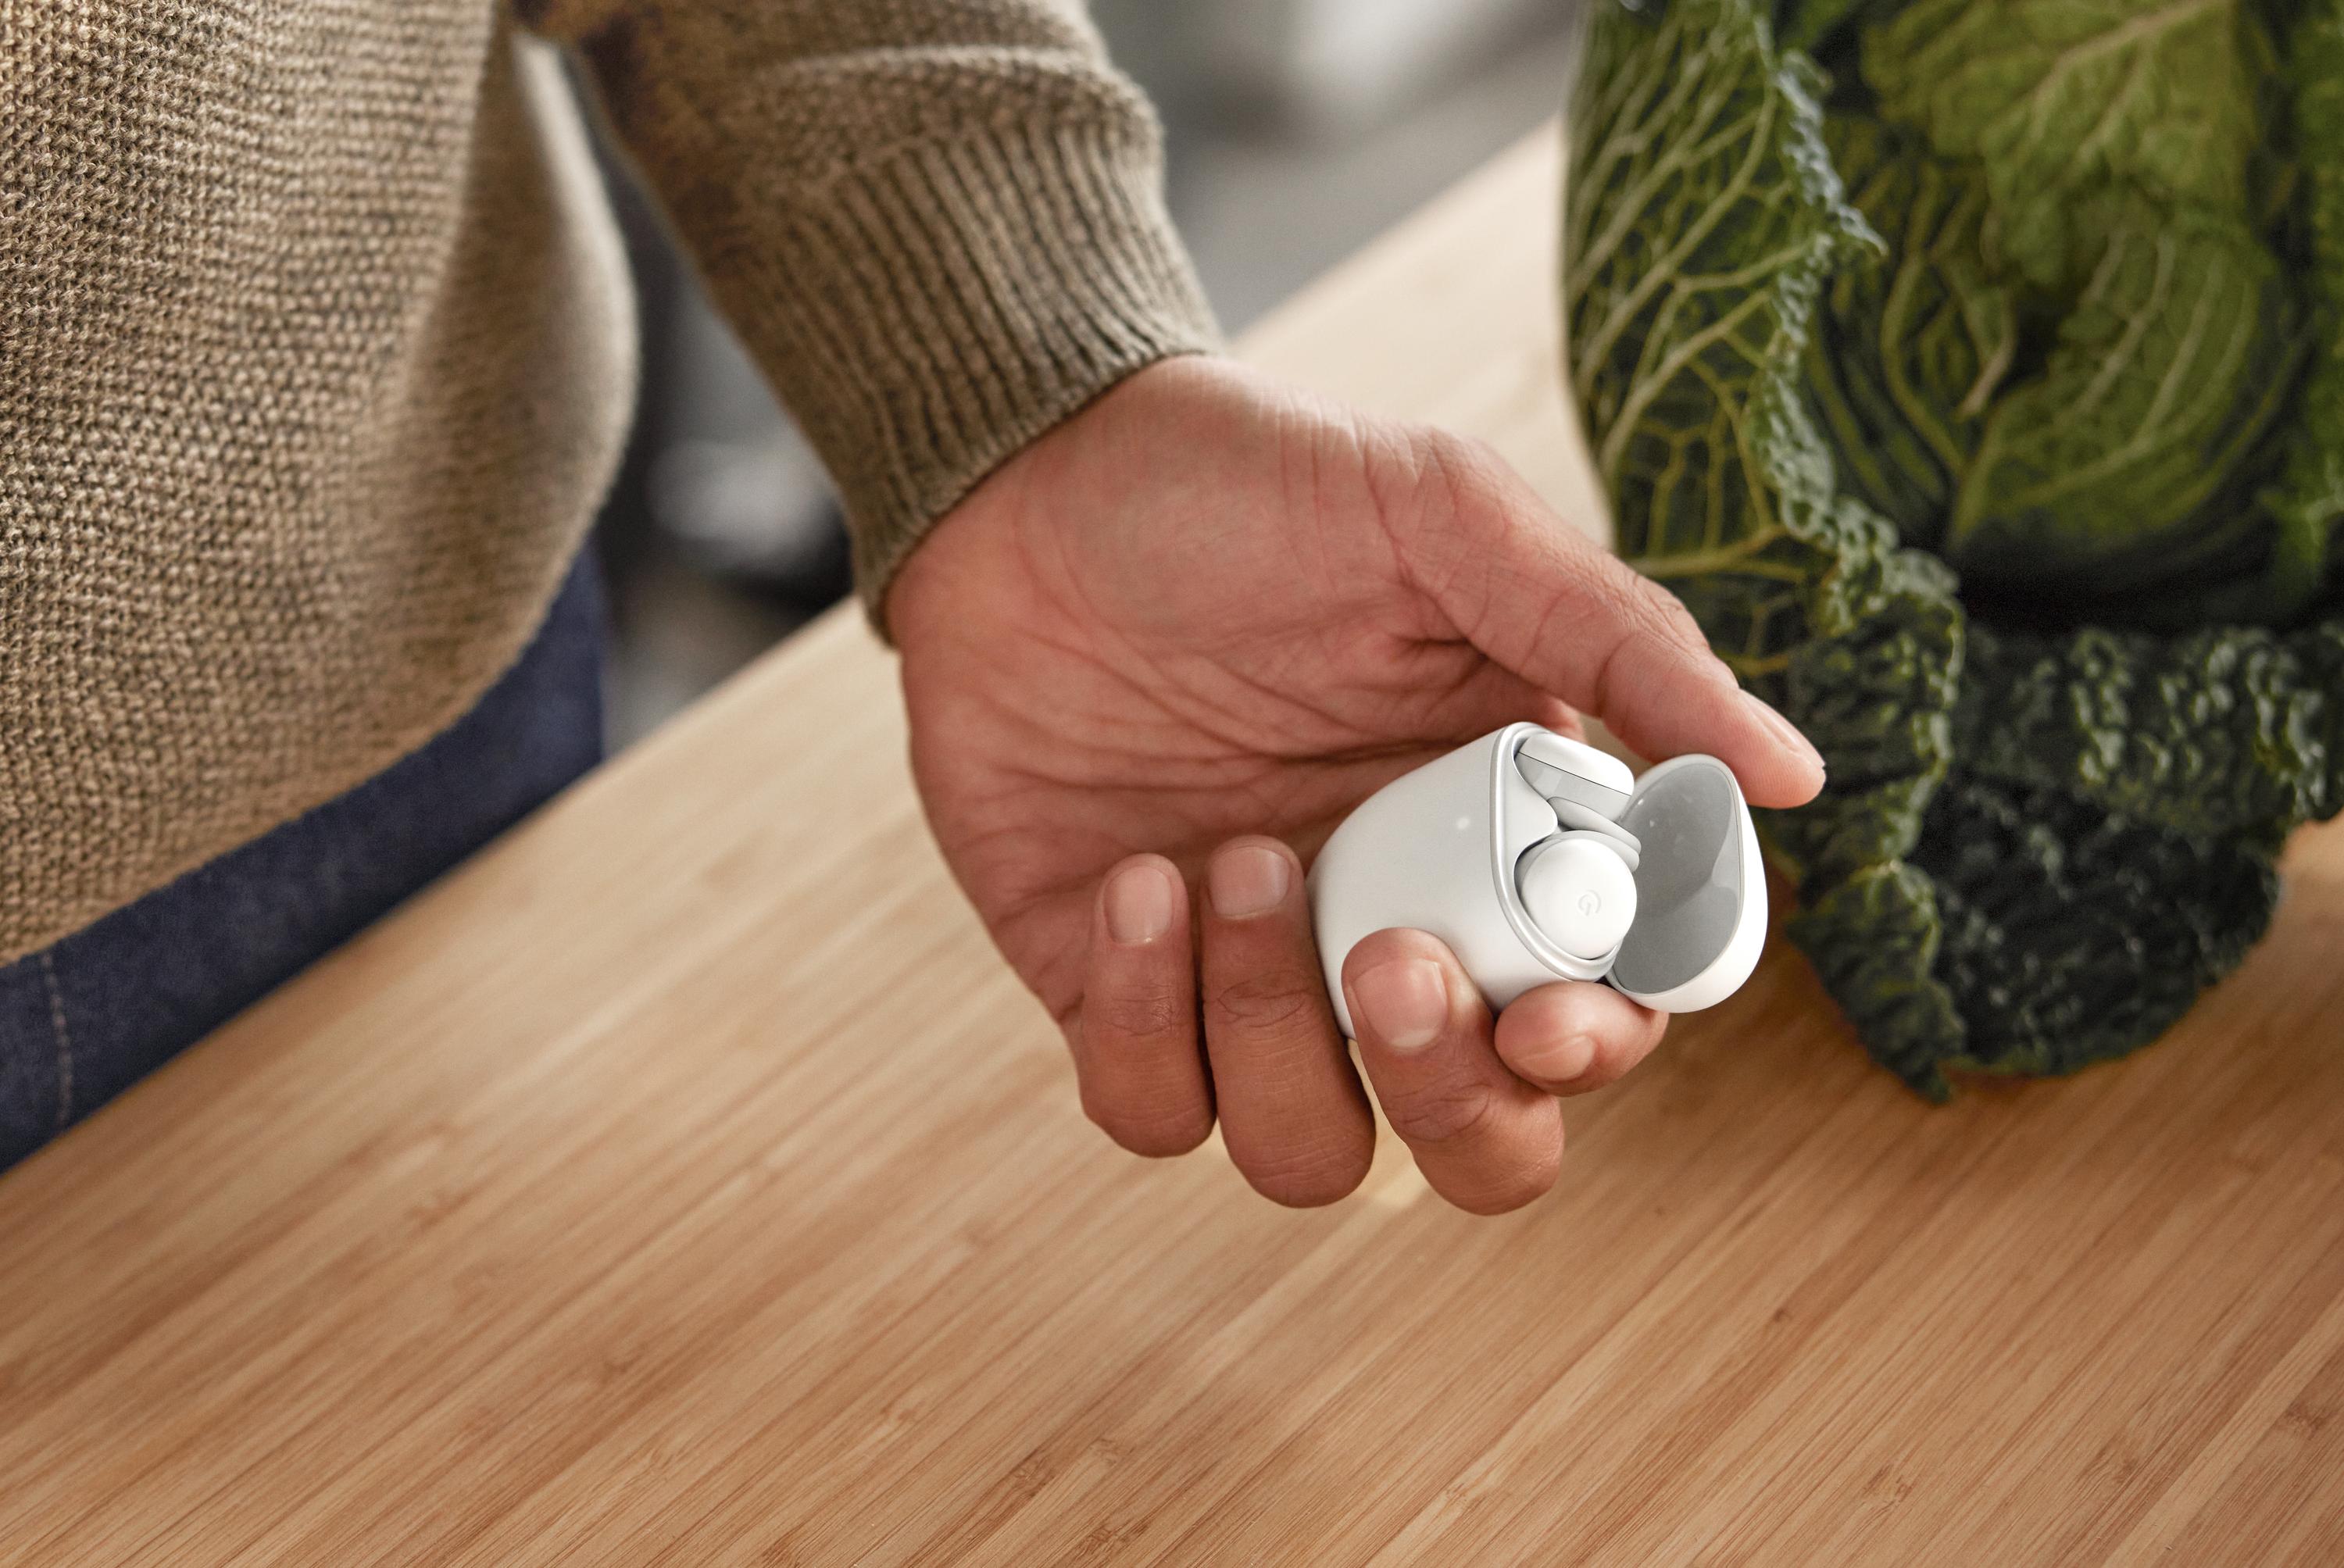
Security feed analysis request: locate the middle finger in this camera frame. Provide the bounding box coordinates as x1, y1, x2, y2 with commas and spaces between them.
1200, 836, 1375, 1207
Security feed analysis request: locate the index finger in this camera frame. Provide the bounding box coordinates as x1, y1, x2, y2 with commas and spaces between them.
1396, 430, 1826, 809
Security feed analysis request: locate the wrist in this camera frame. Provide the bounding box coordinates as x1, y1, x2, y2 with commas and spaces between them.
883, 353, 1238, 646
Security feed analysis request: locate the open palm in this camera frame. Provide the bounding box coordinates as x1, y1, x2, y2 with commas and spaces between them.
890, 358, 1822, 1213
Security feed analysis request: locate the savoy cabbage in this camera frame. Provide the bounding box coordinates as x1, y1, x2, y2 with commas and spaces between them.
1563, 0, 2344, 1095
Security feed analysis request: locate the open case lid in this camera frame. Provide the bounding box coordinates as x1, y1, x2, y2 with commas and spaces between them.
1606, 755, 1768, 1012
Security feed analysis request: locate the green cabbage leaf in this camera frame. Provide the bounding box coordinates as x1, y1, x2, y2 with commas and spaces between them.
1565, 0, 2344, 1095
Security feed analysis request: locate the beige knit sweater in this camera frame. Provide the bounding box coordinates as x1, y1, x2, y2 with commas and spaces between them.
0, 1, 1219, 963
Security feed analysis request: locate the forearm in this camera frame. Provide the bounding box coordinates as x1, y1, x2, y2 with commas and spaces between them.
513, 0, 1222, 621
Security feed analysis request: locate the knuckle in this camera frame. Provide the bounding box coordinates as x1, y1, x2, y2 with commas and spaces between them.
1656, 600, 1712, 657
1238, 1141, 1370, 1209
1410, 428, 1505, 522
1452, 1143, 1564, 1216
1078, 1070, 1214, 1158
1632, 575, 1715, 655
1095, 1101, 1215, 1160
1095, 982, 1191, 1044
1210, 969, 1326, 1040
1444, 431, 1510, 485
1381, 1077, 1502, 1149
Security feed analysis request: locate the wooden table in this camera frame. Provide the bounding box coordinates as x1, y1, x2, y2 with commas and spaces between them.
8, 130, 2344, 1568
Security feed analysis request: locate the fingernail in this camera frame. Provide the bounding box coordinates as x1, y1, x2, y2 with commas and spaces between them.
1740, 689, 1824, 770
1209, 843, 1292, 919
1352, 959, 1449, 1052
1104, 863, 1174, 944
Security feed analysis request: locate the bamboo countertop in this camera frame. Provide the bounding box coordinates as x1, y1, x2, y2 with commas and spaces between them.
6, 130, 2342, 1567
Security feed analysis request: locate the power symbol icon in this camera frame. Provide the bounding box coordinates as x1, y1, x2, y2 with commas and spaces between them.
1578, 891, 1602, 918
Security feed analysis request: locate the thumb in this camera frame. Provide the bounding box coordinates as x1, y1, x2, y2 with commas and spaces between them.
1397, 432, 1824, 809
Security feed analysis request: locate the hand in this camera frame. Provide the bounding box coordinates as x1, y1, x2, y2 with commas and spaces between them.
889, 357, 1824, 1213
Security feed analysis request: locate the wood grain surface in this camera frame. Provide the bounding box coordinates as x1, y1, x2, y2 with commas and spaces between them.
6, 130, 2343, 1567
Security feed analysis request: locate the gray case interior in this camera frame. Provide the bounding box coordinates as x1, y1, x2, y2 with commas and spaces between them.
1608, 760, 1744, 996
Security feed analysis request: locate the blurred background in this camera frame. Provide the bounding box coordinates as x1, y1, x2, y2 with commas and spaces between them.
589, 0, 1579, 745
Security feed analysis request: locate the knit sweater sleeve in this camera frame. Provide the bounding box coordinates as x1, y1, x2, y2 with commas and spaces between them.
511, 0, 1223, 623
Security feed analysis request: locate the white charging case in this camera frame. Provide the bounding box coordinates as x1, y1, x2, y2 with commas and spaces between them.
1309, 723, 1767, 1034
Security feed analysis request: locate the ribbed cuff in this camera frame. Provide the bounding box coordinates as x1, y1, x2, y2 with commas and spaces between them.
714, 118, 1221, 633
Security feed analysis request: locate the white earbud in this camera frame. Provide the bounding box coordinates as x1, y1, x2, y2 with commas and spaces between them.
1510, 732, 1641, 956
1516, 832, 1637, 959
1545, 797, 1642, 870
1513, 730, 1633, 816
